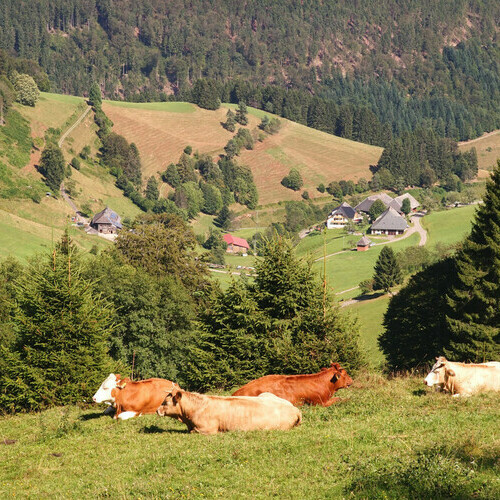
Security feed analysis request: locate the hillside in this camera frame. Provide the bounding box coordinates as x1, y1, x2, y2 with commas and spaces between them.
104, 101, 382, 205
459, 130, 500, 177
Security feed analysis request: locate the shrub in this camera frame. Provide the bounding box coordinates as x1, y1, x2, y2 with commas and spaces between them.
13, 73, 39, 107
71, 157, 81, 170
281, 168, 303, 191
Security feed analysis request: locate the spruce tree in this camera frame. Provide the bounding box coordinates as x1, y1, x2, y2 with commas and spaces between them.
445, 161, 500, 361
373, 246, 403, 293
223, 109, 236, 132
88, 82, 102, 109
235, 101, 248, 125
145, 176, 159, 201
214, 204, 232, 230
0, 238, 114, 412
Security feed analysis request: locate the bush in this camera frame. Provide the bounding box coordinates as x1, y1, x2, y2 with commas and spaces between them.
71, 157, 81, 170
281, 168, 303, 191
13, 73, 39, 107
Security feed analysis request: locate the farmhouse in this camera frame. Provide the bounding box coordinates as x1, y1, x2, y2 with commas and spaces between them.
393, 192, 420, 212
355, 193, 401, 214
90, 207, 122, 234
223, 234, 250, 254
370, 207, 409, 235
356, 235, 372, 251
326, 202, 362, 228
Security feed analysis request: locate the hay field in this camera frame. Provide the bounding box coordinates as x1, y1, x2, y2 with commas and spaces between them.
103, 101, 383, 205
459, 129, 500, 175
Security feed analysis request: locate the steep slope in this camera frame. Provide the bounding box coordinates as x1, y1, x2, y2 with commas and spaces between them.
104, 101, 382, 205
459, 130, 500, 177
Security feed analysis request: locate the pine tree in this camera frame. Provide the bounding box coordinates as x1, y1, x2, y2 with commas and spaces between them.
445, 161, 500, 361
373, 246, 403, 293
88, 82, 102, 109
39, 143, 65, 192
235, 101, 248, 125
214, 204, 232, 230
223, 109, 236, 132
0, 238, 114, 412
145, 176, 159, 201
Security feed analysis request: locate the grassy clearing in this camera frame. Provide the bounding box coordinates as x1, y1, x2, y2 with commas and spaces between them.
347, 295, 391, 367
103, 100, 382, 205
105, 100, 196, 113
0, 376, 498, 499
422, 205, 475, 248
459, 129, 500, 172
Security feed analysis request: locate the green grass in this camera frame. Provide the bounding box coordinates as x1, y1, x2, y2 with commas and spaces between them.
318, 233, 420, 293
105, 100, 196, 113
0, 376, 498, 498
422, 205, 476, 248
347, 296, 391, 367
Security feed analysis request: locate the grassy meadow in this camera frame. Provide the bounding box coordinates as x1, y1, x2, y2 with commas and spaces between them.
459, 130, 500, 174
0, 375, 498, 499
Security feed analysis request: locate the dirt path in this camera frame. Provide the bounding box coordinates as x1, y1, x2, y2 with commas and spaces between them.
58, 105, 92, 148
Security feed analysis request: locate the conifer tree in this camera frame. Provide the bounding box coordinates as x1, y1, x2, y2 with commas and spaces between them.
39, 143, 65, 192
0, 237, 114, 412
88, 82, 102, 109
223, 109, 236, 132
401, 197, 411, 216
214, 204, 232, 230
373, 246, 402, 293
445, 161, 500, 361
145, 176, 159, 201
235, 101, 248, 125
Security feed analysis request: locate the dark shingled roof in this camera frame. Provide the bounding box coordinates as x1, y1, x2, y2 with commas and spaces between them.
371, 207, 408, 231
394, 193, 420, 210
330, 201, 356, 219
357, 235, 372, 247
91, 207, 122, 229
355, 193, 396, 213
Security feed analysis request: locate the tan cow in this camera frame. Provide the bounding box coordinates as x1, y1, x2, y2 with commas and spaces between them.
424, 357, 500, 396
156, 387, 302, 434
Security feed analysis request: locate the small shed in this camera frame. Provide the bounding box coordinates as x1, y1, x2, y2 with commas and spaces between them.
223, 234, 250, 254
357, 235, 372, 252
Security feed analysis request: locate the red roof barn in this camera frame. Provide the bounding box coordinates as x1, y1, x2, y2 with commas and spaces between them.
223, 234, 250, 253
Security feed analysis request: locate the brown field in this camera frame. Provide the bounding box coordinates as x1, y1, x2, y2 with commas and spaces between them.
459, 129, 500, 174
104, 101, 383, 205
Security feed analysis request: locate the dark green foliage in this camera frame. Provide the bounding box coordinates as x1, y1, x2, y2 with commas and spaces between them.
38, 143, 65, 192
88, 82, 102, 109
259, 115, 281, 134
0, 257, 22, 348
284, 201, 330, 233
174, 181, 204, 219
373, 246, 402, 293
101, 133, 142, 187
379, 258, 456, 370
162, 163, 181, 188
0, 240, 114, 413
176, 153, 196, 183
281, 168, 303, 191
183, 145, 192, 155
70, 157, 81, 170
302, 191, 309, 200
180, 237, 364, 391
86, 254, 196, 382
197, 155, 223, 184
327, 181, 343, 199
445, 161, 500, 362
317, 183, 325, 193
224, 138, 240, 159
214, 204, 233, 230
115, 213, 208, 293
192, 79, 220, 110
234, 128, 254, 150
80, 145, 91, 160
202, 227, 227, 265
235, 101, 248, 125
222, 109, 236, 132
369, 199, 387, 221
401, 197, 411, 216
200, 182, 223, 215
218, 157, 258, 209
145, 176, 159, 201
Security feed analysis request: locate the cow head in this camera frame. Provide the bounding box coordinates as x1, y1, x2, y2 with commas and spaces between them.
424, 356, 448, 389
92, 373, 123, 403
157, 384, 181, 417
329, 364, 353, 390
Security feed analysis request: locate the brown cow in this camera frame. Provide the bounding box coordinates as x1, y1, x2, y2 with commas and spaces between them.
156, 388, 302, 435
231, 363, 353, 406
92, 373, 178, 420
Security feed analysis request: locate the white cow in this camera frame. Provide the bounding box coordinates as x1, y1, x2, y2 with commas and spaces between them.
424, 357, 500, 396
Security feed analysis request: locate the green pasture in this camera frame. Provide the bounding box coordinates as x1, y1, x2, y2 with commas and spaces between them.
104, 100, 196, 113
318, 233, 420, 293
0, 376, 498, 499
347, 296, 391, 367
422, 205, 476, 248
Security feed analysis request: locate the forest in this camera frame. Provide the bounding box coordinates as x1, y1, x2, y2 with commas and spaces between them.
0, 0, 499, 141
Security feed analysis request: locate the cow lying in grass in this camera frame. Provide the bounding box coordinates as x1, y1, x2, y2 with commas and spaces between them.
424, 357, 500, 396
232, 363, 353, 406
93, 374, 178, 420
156, 388, 302, 435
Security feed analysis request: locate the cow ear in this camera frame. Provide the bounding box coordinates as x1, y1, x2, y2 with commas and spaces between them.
445, 368, 456, 377
173, 390, 182, 404
331, 373, 340, 382
117, 381, 127, 389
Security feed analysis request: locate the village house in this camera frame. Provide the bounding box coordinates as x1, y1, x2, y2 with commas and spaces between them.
326, 202, 363, 229
355, 192, 420, 216
223, 234, 250, 254
356, 235, 372, 251
370, 207, 409, 235
90, 207, 122, 234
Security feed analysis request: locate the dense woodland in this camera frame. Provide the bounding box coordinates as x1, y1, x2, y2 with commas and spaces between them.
0, 1, 499, 141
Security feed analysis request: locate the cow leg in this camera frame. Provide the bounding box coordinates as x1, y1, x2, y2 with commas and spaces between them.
323, 397, 340, 407
117, 411, 138, 420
